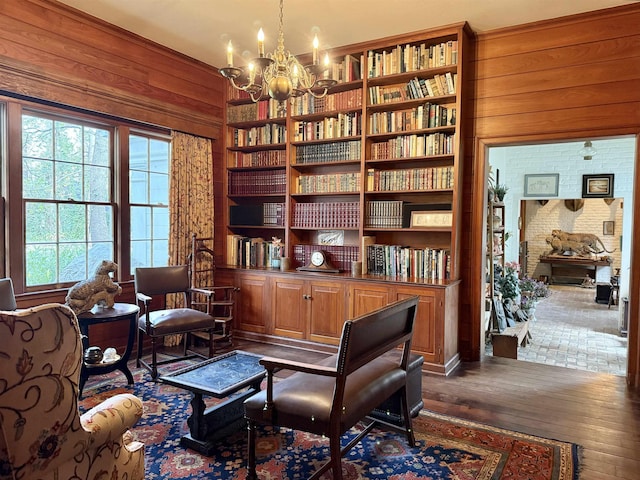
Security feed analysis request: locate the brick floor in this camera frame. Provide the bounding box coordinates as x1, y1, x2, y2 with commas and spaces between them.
486, 284, 627, 376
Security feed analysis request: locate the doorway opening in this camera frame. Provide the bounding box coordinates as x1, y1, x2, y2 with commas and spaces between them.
484, 136, 635, 376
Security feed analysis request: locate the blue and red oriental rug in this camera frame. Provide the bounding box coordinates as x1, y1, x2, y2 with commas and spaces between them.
80, 363, 579, 479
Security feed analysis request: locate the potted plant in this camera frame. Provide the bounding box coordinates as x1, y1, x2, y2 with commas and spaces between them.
495, 262, 520, 302
492, 183, 509, 202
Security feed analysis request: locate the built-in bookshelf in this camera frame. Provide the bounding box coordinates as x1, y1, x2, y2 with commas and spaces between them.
223, 24, 469, 282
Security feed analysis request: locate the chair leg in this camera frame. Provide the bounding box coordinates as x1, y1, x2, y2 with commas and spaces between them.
150, 336, 158, 380
208, 329, 214, 357
136, 329, 143, 368
400, 387, 416, 447
329, 435, 343, 480
247, 420, 258, 480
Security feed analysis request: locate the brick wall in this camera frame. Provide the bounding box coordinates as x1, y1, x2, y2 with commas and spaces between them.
489, 137, 634, 292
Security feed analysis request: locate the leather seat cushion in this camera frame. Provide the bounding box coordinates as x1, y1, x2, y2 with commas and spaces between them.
139, 308, 214, 336
245, 355, 406, 436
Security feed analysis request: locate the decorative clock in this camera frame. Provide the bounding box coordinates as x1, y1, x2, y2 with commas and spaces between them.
296, 250, 340, 273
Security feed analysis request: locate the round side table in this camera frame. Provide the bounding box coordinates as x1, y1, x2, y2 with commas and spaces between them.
77, 303, 139, 397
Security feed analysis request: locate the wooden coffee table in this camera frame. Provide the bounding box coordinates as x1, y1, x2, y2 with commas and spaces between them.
159, 350, 265, 455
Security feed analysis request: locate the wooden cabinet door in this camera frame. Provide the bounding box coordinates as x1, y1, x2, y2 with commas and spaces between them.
397, 287, 442, 365
272, 277, 306, 339
236, 273, 269, 334
308, 280, 345, 345
349, 282, 391, 319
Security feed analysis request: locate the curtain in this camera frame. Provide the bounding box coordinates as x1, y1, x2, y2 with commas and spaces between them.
165, 131, 215, 345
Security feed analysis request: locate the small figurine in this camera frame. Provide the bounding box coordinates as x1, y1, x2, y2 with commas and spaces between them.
65, 260, 122, 315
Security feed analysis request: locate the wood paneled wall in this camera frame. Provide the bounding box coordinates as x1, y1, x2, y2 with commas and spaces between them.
459, 4, 640, 387
0, 0, 225, 139
2, 1, 640, 386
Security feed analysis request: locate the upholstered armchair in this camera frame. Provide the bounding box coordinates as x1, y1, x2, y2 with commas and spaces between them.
0, 303, 145, 480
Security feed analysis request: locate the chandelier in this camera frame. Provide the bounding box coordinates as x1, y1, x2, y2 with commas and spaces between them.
219, 0, 337, 112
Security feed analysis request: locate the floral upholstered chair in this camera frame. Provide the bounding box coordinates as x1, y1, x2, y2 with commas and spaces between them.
0, 303, 145, 480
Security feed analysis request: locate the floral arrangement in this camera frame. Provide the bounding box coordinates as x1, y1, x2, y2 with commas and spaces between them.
519, 276, 551, 311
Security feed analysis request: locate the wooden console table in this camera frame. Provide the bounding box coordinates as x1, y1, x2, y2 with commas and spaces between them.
539, 256, 611, 285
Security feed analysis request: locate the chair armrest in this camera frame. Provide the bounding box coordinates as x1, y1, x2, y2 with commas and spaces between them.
136, 292, 152, 304
80, 393, 143, 446
260, 356, 337, 377
189, 287, 215, 297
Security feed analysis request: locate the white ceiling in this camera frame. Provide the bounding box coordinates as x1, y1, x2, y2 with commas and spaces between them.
56, 0, 639, 68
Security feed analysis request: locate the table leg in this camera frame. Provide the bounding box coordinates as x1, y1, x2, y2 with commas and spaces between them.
187, 393, 207, 440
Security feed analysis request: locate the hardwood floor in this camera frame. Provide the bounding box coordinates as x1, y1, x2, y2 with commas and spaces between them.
231, 339, 640, 480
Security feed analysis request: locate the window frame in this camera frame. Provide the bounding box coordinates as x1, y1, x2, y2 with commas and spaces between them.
3, 97, 171, 295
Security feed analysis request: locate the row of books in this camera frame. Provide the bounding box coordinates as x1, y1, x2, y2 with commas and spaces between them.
226, 235, 285, 268
293, 112, 362, 141
365, 200, 404, 228
263, 202, 286, 226
232, 124, 286, 147
369, 103, 455, 134
291, 89, 363, 116
370, 132, 454, 159
407, 73, 456, 99
228, 170, 286, 195
229, 149, 286, 168
368, 73, 456, 105
367, 40, 458, 78
294, 140, 361, 164
227, 99, 285, 123
296, 172, 361, 194
292, 202, 360, 229
366, 244, 450, 281
326, 53, 364, 83
293, 244, 359, 272
366, 166, 454, 192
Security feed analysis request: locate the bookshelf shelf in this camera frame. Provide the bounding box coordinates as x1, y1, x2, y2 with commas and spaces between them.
227, 117, 287, 129
227, 143, 286, 152
228, 193, 286, 198
291, 135, 362, 146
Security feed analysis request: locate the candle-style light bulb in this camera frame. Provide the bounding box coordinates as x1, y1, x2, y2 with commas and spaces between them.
292, 64, 299, 88
323, 53, 330, 78
226, 40, 233, 67
312, 35, 319, 65
257, 28, 265, 57
248, 62, 255, 83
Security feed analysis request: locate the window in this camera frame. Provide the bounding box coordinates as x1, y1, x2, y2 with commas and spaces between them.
129, 134, 170, 272
22, 113, 115, 287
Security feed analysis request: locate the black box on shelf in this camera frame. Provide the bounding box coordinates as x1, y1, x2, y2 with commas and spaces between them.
229, 205, 263, 226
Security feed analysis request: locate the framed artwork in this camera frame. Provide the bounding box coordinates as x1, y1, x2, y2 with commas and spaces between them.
603, 221, 615, 236
523, 173, 559, 197
410, 210, 453, 228
582, 174, 614, 198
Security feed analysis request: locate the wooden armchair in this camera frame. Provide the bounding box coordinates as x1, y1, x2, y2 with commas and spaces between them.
188, 235, 237, 351
0, 303, 144, 480
135, 265, 219, 379
244, 296, 419, 480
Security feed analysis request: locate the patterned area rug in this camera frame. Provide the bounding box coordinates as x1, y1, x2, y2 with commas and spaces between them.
80, 363, 579, 479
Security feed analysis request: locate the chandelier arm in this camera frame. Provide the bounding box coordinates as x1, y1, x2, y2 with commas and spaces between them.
307, 88, 329, 99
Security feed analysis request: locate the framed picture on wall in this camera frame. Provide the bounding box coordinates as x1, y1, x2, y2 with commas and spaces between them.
582, 174, 614, 198
603, 221, 615, 236
523, 173, 559, 197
